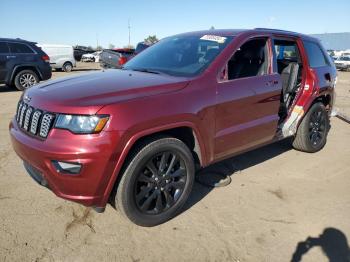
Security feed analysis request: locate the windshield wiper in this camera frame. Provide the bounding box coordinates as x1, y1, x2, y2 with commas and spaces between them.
127, 68, 162, 74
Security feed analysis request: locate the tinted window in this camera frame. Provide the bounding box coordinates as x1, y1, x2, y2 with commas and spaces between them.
9, 43, 34, 54
303, 41, 328, 68
124, 35, 233, 77
0, 42, 10, 53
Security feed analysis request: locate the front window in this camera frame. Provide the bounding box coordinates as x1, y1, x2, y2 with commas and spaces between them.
123, 35, 233, 77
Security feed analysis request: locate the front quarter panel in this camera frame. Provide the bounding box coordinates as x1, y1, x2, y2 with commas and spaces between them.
97, 79, 216, 160
96, 79, 217, 206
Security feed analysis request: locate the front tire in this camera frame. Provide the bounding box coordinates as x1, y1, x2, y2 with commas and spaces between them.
114, 137, 195, 226
293, 102, 330, 152
14, 69, 39, 91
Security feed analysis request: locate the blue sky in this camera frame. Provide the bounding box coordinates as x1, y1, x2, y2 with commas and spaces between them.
1, 0, 349, 48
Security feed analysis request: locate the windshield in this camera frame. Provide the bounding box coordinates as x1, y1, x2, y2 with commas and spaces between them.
123, 35, 233, 77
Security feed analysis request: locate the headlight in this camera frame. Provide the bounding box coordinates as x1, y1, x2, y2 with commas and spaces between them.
55, 114, 109, 134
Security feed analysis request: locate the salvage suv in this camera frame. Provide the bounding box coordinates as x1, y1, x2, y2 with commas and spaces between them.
10, 29, 336, 226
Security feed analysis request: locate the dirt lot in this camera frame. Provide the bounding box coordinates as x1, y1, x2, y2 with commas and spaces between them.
0, 63, 349, 262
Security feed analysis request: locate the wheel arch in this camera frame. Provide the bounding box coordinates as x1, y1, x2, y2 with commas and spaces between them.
103, 122, 207, 207
9, 65, 42, 84
313, 93, 332, 111
63, 61, 73, 66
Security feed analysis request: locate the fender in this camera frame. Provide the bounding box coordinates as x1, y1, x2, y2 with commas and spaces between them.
100, 121, 208, 207
8, 64, 43, 84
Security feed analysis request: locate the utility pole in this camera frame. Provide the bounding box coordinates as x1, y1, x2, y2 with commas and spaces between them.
128, 19, 131, 47
96, 33, 99, 50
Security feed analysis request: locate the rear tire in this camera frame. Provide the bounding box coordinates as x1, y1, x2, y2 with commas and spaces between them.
292, 102, 330, 152
114, 137, 195, 226
62, 62, 73, 72
14, 69, 39, 91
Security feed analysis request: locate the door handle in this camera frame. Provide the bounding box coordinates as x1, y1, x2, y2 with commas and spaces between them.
6, 55, 16, 59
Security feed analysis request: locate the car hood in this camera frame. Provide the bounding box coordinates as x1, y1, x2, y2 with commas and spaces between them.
24, 69, 191, 114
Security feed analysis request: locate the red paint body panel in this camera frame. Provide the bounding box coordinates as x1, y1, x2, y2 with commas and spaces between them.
9, 29, 336, 209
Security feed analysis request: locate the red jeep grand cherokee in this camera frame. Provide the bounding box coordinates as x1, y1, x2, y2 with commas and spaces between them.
10, 29, 336, 226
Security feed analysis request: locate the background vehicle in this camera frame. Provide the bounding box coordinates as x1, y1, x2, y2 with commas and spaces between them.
0, 38, 51, 90
334, 55, 350, 71
99, 48, 135, 69
73, 46, 94, 61
81, 51, 101, 62
134, 42, 151, 55
38, 44, 76, 72
10, 29, 336, 226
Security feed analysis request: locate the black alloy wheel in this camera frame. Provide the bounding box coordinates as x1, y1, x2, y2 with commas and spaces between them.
114, 137, 195, 226
293, 102, 330, 152
134, 151, 187, 214
309, 109, 327, 147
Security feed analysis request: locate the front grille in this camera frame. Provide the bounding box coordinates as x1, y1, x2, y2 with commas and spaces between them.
15, 101, 55, 139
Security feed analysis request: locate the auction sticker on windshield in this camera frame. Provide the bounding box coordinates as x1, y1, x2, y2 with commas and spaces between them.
200, 35, 227, 43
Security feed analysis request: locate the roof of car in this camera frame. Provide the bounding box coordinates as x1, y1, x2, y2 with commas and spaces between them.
176, 28, 317, 41
0, 38, 36, 44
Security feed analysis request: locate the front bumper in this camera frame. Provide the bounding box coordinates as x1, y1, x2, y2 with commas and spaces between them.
10, 119, 122, 208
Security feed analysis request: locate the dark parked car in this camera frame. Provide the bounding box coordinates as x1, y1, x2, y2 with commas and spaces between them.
99, 48, 135, 69
10, 29, 336, 226
0, 38, 52, 90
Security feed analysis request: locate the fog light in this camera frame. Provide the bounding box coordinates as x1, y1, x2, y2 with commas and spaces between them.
52, 161, 82, 175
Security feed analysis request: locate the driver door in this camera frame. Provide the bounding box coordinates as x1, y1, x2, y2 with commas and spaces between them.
214, 37, 282, 160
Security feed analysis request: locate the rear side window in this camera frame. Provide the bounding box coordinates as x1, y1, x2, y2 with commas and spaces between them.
8, 43, 34, 54
0, 42, 10, 53
303, 41, 329, 68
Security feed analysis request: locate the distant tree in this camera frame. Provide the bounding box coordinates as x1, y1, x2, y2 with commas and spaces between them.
210, 26, 215, 30
328, 50, 335, 56
144, 35, 159, 44
96, 45, 103, 51
87, 46, 93, 50
108, 43, 115, 49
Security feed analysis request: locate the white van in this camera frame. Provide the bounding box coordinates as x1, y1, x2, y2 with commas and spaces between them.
38, 44, 76, 72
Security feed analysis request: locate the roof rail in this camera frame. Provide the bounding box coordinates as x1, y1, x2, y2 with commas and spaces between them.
254, 28, 299, 34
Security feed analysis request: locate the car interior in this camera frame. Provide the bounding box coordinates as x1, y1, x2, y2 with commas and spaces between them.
274, 40, 303, 123
227, 38, 269, 80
